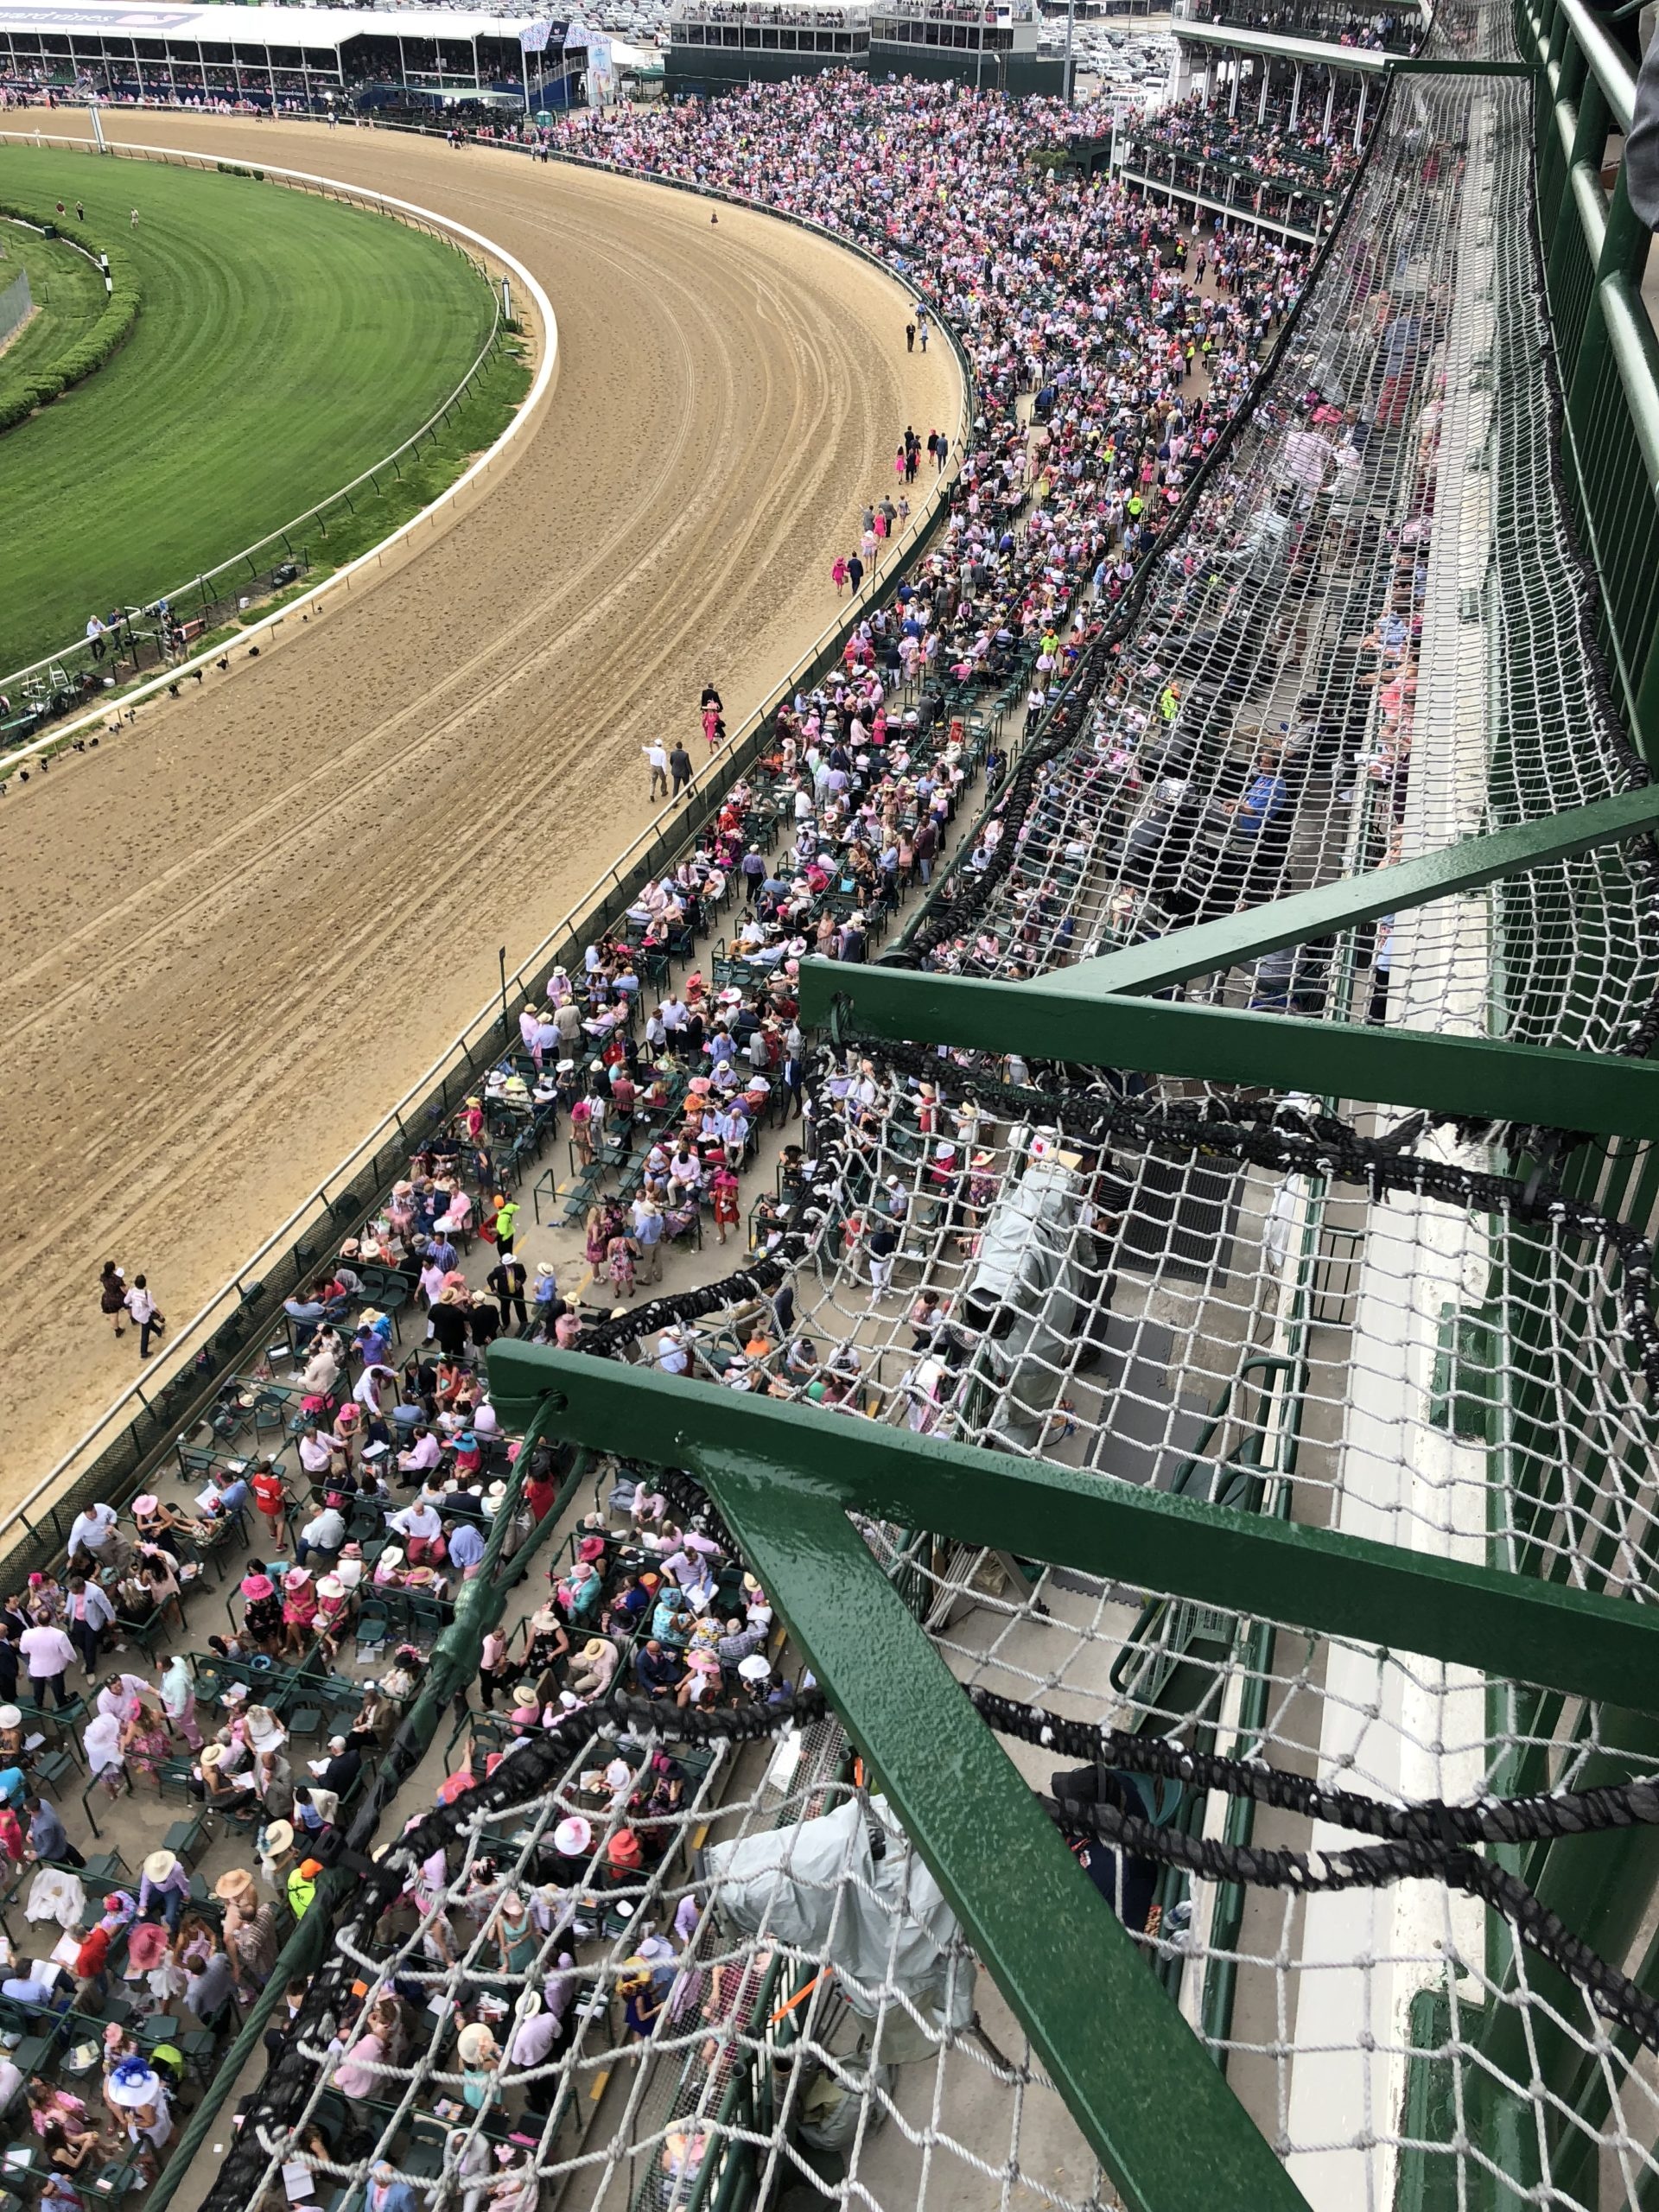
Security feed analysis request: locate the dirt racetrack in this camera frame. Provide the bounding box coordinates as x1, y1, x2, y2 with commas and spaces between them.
0, 113, 961, 1503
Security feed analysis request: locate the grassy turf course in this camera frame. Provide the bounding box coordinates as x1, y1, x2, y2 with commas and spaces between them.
0, 148, 498, 673
0, 221, 107, 404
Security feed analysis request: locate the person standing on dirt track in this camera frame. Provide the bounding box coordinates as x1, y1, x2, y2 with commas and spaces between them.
642, 741, 669, 801
124, 1274, 164, 1358
669, 742, 693, 796
99, 1260, 127, 1338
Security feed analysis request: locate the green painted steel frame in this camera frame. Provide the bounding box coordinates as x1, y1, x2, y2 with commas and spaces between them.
486, 1346, 1659, 2208
486, 1347, 1311, 2212
1019, 784, 1659, 1000
800, 960, 1659, 1135
487, 1348, 1659, 1715
690, 1469, 1302, 2212
802, 783, 1659, 1139
812, 791, 1659, 1137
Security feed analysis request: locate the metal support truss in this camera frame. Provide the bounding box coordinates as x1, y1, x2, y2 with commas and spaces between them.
487, 1345, 1659, 2206
799, 961, 1659, 1136
804, 791, 1659, 1135
488, 1348, 1659, 1714
491, 1346, 1308, 2212
1016, 785, 1659, 1000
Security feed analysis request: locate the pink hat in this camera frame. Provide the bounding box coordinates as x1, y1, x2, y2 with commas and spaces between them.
133, 1495, 159, 1517
241, 1573, 275, 1601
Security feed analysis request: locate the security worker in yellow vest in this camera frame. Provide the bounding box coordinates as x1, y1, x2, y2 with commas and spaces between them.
287, 1856, 322, 1919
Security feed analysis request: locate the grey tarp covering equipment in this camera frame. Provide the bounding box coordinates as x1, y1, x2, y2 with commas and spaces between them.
705, 1793, 976, 2031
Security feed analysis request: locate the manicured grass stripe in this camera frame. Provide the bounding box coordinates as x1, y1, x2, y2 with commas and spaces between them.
0, 221, 107, 402
0, 149, 496, 671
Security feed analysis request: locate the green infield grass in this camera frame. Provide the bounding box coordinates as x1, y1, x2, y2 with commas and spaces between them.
0, 221, 108, 403
0, 148, 502, 674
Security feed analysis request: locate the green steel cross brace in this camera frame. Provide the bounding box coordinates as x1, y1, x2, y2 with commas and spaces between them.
823, 786, 1659, 1136
1019, 785, 1659, 1001
804, 960, 1659, 1135
486, 1344, 1659, 2212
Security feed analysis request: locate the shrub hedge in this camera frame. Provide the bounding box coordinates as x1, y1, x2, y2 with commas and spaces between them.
0, 205, 141, 432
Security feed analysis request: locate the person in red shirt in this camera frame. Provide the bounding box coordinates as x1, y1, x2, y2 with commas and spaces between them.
251, 1464, 289, 1548
73, 1918, 112, 1999
524, 1458, 558, 1524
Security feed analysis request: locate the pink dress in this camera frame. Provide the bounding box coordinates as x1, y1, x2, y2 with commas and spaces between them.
606, 1236, 637, 1293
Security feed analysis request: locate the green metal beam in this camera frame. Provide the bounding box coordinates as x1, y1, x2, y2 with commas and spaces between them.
1522, 0, 1636, 128
796, 965, 1659, 1137
1015, 785, 1659, 1001
486, 1346, 1659, 1714
690, 1455, 1309, 2212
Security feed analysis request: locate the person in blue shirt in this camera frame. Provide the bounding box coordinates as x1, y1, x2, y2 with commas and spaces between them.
26, 1793, 83, 1869
366, 2164, 420, 2212
447, 1522, 486, 1578
212, 1469, 251, 1519
1233, 753, 1288, 838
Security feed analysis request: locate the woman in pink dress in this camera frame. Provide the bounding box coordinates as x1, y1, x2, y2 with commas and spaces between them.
282, 1566, 319, 1656
605, 1230, 639, 1297
120, 1692, 171, 1786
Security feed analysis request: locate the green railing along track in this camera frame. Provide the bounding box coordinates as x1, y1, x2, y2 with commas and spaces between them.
1516, 0, 1659, 761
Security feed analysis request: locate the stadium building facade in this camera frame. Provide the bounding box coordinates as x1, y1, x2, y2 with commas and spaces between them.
664, 0, 1063, 96
0, 1, 595, 111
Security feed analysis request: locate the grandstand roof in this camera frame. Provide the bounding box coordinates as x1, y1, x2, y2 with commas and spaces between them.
0, 1, 560, 46
1173, 16, 1391, 67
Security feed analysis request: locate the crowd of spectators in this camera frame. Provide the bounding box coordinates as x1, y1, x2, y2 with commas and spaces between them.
1186, 1, 1418, 50
0, 1476, 378, 2196
560, 72, 1305, 689
3, 68, 1395, 2201
1125, 83, 1365, 192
